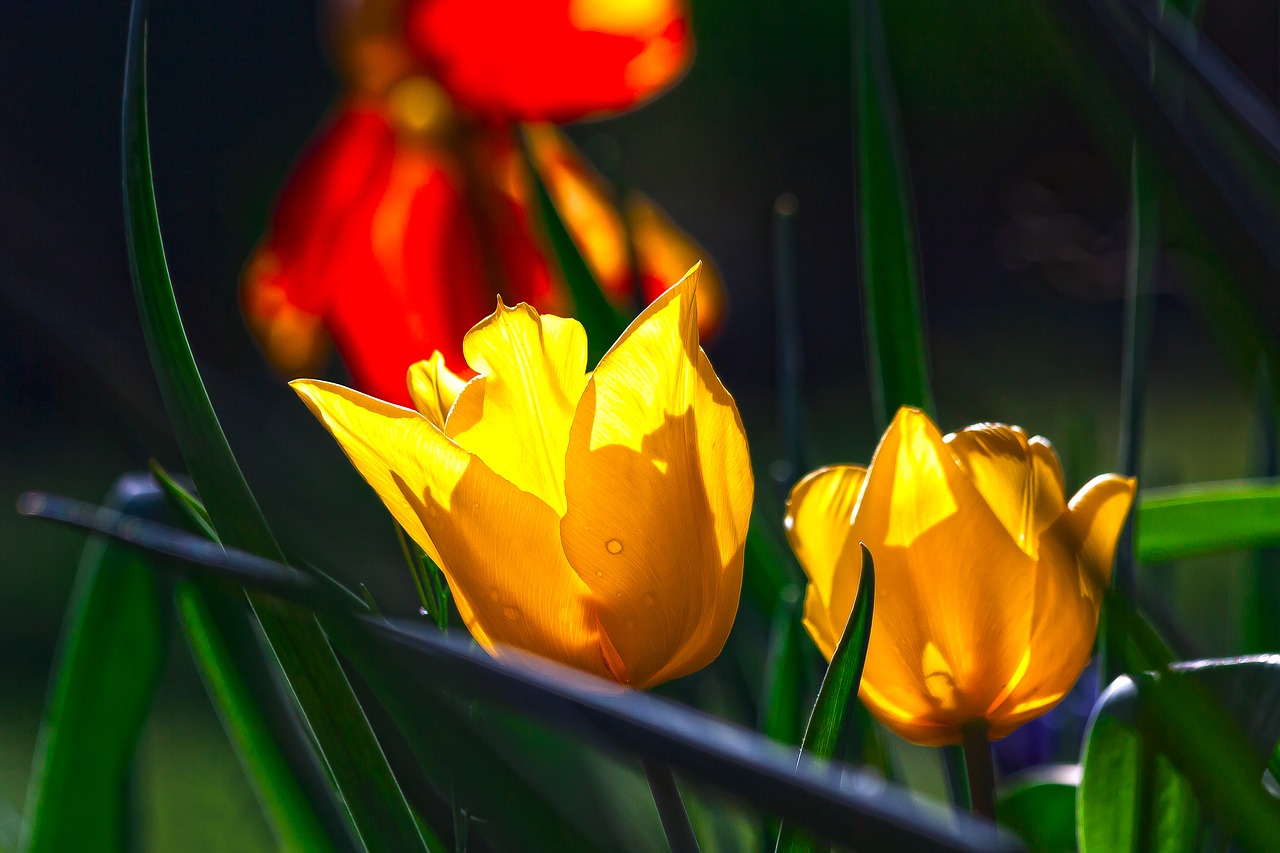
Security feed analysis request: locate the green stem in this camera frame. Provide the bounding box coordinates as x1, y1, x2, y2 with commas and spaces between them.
960, 722, 995, 821
641, 758, 700, 853
941, 744, 971, 812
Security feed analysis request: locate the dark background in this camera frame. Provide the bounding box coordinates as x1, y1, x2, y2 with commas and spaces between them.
1, 0, 1277, 845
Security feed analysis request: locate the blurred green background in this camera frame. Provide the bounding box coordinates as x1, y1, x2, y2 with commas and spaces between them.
2, 0, 1278, 846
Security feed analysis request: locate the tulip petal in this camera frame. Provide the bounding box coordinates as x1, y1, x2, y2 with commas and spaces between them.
560, 269, 752, 687
785, 465, 867, 637
853, 408, 1037, 742
407, 351, 468, 429
944, 425, 1066, 559
987, 478, 1133, 736
405, 0, 692, 122
1067, 473, 1138, 592
291, 379, 611, 678
447, 303, 590, 515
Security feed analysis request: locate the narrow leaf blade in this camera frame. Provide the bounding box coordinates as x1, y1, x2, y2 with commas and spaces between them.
1136, 480, 1280, 562
20, 476, 167, 853
852, 0, 934, 430
121, 4, 428, 849
775, 544, 875, 853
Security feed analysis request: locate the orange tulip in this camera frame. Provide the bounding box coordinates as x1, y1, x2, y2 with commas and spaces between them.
243, 0, 723, 407
785, 408, 1135, 746
293, 269, 751, 687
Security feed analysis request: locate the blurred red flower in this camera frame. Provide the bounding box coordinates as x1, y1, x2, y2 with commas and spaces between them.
243, 0, 723, 406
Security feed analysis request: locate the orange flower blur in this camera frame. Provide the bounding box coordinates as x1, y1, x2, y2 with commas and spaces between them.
243, 0, 724, 407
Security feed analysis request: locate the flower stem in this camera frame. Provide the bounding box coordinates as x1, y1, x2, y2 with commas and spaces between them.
642, 757, 700, 853
960, 722, 995, 821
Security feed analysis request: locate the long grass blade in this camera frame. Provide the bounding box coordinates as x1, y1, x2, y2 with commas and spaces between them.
19, 475, 167, 853
851, 0, 934, 431
775, 545, 876, 853
21, 496, 1021, 853
121, 4, 428, 848
1135, 480, 1280, 562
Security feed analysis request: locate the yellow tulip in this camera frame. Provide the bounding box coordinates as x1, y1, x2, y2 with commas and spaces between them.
785, 407, 1134, 746
292, 267, 753, 688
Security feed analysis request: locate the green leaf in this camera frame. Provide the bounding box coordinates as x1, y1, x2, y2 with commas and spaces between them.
851, 0, 934, 431
760, 590, 808, 746
20, 476, 167, 853
519, 127, 629, 367
1135, 480, 1280, 562
775, 544, 875, 853
121, 4, 429, 849
175, 582, 340, 853
1079, 657, 1280, 853
996, 765, 1079, 853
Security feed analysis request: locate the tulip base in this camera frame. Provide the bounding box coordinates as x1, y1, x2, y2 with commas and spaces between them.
642, 757, 701, 853
960, 721, 995, 821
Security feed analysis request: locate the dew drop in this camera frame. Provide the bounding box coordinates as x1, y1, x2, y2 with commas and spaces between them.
594, 570, 605, 578
488, 588, 501, 601
502, 605, 522, 621
605, 539, 623, 555
642, 593, 656, 606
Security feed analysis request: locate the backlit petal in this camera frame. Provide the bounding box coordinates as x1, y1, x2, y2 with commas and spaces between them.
944, 425, 1067, 559
291, 378, 610, 677
447, 303, 589, 515
404, 0, 692, 121
407, 351, 468, 428
560, 268, 752, 687
853, 408, 1036, 743
784, 465, 867, 628
987, 478, 1133, 735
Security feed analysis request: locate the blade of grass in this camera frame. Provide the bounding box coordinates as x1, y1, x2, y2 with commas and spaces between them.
23, 498, 1021, 853
122, 4, 428, 849
145, 478, 620, 852
1135, 480, 1280, 562
19, 475, 167, 853
175, 582, 343, 853
851, 0, 934, 431
775, 545, 875, 853
148, 466, 343, 853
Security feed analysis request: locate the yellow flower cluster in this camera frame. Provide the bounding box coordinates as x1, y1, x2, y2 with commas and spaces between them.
296, 266, 1133, 743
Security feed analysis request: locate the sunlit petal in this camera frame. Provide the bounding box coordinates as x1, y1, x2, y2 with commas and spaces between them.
291, 378, 610, 677
852, 408, 1037, 741
406, 351, 468, 428
784, 465, 866, 620
446, 302, 589, 515
945, 425, 1066, 559
559, 268, 752, 687
1066, 473, 1137, 593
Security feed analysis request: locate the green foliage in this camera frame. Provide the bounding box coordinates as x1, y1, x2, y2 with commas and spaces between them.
1136, 480, 1280, 562
20, 476, 167, 853
121, 4, 430, 848
775, 545, 875, 853
1079, 658, 1280, 853
851, 0, 934, 430
996, 766, 1079, 853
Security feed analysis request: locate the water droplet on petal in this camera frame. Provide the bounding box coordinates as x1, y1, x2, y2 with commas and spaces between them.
502, 605, 522, 621
488, 588, 501, 601
606, 539, 623, 555
594, 570, 605, 578
642, 594, 656, 606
